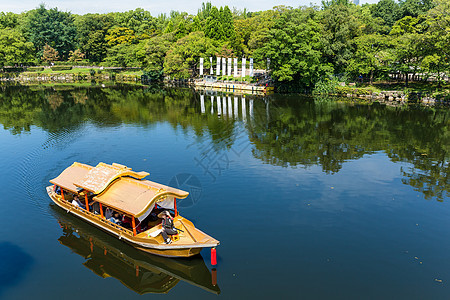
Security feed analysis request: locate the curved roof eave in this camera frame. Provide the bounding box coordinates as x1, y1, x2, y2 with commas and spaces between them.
135, 191, 189, 218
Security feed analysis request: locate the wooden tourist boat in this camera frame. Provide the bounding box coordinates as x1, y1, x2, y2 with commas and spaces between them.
53, 207, 220, 294
47, 162, 219, 258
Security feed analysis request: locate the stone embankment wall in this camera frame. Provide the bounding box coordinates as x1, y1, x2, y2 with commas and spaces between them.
337, 88, 449, 106
0, 72, 141, 83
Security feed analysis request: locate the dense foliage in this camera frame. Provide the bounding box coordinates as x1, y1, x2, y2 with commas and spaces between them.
0, 0, 448, 88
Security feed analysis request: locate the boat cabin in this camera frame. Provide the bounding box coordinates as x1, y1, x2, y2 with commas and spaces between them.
49, 162, 187, 236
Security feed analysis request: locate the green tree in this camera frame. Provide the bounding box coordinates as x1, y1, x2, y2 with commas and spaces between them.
198, 2, 213, 20
0, 12, 19, 29
164, 31, 217, 78
112, 8, 157, 37
0, 28, 34, 66
320, 0, 361, 74
234, 9, 280, 62
164, 20, 174, 33
371, 0, 403, 28
205, 6, 223, 40
103, 42, 146, 67
420, 0, 450, 87
221, 6, 236, 40
143, 33, 175, 73
401, 0, 434, 17
265, 7, 333, 88
191, 16, 202, 32
390, 16, 426, 86
175, 20, 188, 40
347, 34, 391, 83
25, 4, 77, 60
75, 13, 113, 63
105, 27, 137, 46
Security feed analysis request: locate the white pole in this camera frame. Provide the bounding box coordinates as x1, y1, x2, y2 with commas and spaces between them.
216, 57, 220, 76
222, 58, 226, 76
210, 57, 213, 75
200, 58, 204, 76
234, 58, 238, 77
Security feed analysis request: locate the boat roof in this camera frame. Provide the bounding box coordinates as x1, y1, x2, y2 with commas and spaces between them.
50, 162, 189, 217
94, 177, 189, 218
49, 162, 94, 193
73, 162, 149, 194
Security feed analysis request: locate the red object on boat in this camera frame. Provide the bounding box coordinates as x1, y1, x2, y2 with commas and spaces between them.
211, 247, 217, 265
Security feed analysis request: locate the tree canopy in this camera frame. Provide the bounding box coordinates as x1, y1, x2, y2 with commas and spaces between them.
0, 1, 448, 89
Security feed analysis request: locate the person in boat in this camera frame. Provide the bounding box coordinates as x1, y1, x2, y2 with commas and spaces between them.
72, 195, 85, 209
109, 212, 122, 225
159, 211, 177, 244
105, 207, 113, 219
122, 215, 144, 233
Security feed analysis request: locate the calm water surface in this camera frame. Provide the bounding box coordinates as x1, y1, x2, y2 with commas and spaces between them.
0, 84, 449, 299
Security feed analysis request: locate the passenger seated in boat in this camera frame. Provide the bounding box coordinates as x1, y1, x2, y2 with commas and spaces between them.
122, 216, 144, 232
109, 212, 122, 225
105, 207, 113, 219
159, 211, 177, 244
72, 195, 85, 209
121, 215, 132, 229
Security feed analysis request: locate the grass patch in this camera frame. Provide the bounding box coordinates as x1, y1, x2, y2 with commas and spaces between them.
217, 75, 256, 83
121, 70, 144, 76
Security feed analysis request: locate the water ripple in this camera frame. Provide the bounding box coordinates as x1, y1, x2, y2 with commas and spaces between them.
14, 123, 88, 216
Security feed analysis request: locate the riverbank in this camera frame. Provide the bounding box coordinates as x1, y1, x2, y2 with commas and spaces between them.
0, 67, 142, 84
1, 68, 449, 106
328, 81, 450, 106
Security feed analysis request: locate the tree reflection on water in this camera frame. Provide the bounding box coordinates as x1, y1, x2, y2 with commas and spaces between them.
0, 84, 448, 201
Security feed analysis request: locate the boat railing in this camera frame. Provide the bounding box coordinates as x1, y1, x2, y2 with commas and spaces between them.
56, 193, 134, 237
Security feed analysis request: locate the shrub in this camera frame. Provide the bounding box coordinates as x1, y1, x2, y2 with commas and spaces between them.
54, 60, 92, 66
51, 66, 72, 71
89, 69, 96, 76
3, 67, 25, 72
334, 86, 372, 95
313, 77, 340, 94
27, 67, 45, 72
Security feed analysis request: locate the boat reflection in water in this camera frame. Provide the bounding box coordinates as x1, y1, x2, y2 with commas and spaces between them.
52, 206, 220, 295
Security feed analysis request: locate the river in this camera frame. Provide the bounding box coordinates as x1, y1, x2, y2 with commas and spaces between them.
0, 84, 448, 299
